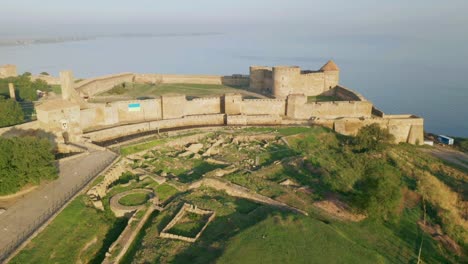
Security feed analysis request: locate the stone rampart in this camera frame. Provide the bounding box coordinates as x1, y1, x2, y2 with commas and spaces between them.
75, 73, 134, 97
334, 85, 367, 101
286, 94, 372, 119
85, 114, 225, 141
226, 115, 283, 126
240, 99, 286, 116
333, 115, 424, 144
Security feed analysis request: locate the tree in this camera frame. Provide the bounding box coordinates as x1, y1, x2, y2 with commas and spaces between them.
40, 72, 49, 76
0, 98, 24, 127
353, 162, 402, 221
353, 124, 395, 152
0, 136, 57, 195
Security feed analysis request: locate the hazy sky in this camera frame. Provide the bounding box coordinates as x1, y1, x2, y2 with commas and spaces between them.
1, 0, 467, 36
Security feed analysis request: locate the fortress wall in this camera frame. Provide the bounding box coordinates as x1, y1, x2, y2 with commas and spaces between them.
85, 114, 225, 141
75, 73, 134, 97
287, 94, 372, 119
184, 97, 222, 116
334, 85, 367, 101
161, 95, 186, 119
333, 116, 424, 144
272, 67, 333, 98
134, 74, 223, 85
112, 99, 162, 123
249, 66, 273, 92
226, 115, 283, 126
240, 99, 286, 116
221, 76, 249, 87
31, 75, 61, 85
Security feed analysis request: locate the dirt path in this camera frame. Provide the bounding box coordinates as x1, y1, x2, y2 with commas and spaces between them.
422, 146, 468, 170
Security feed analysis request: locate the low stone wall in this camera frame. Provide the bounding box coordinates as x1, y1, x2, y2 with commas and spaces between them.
159, 203, 215, 243
103, 206, 155, 264
87, 160, 129, 210
0, 121, 40, 136
190, 178, 307, 215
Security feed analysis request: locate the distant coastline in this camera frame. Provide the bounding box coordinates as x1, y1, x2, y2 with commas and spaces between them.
0, 32, 223, 47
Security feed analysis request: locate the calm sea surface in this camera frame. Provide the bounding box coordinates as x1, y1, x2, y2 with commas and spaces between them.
0, 32, 466, 137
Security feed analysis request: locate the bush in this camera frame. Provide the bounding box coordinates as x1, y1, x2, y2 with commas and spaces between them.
0, 136, 57, 195
0, 75, 51, 101
0, 98, 24, 127
353, 124, 395, 152
353, 162, 402, 221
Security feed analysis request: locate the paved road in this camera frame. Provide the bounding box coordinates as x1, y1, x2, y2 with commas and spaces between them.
422, 145, 468, 170
0, 148, 116, 257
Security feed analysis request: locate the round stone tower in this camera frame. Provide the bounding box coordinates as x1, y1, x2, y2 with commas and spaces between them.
272, 66, 301, 98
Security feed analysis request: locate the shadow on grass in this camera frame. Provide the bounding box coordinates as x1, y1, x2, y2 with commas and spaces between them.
89, 217, 128, 264
178, 161, 226, 183
169, 199, 282, 264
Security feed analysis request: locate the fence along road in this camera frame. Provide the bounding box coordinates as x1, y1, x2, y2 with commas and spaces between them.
0, 147, 117, 262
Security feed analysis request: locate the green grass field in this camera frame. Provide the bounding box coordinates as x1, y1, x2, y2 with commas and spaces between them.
119, 192, 150, 206
307, 95, 342, 103
97, 82, 257, 100
10, 196, 126, 264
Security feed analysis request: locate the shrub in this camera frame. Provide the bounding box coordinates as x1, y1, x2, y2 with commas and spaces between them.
0, 136, 57, 195
0, 98, 24, 127
353, 124, 395, 152
353, 162, 402, 221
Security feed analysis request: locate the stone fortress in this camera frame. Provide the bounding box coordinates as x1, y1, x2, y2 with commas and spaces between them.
0, 61, 424, 145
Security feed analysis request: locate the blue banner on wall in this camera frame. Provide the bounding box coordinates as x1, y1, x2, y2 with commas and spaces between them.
128, 103, 141, 112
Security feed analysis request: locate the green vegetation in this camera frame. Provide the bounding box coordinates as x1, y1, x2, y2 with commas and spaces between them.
307, 94, 341, 103
11, 196, 126, 264
13, 127, 466, 263
50, 84, 62, 94
155, 183, 179, 202
167, 212, 210, 237
353, 162, 402, 221
353, 123, 395, 152
0, 73, 50, 101
120, 138, 166, 156
0, 98, 24, 127
0, 136, 57, 195
96, 82, 256, 101
119, 192, 150, 206
39, 72, 49, 76
454, 137, 468, 153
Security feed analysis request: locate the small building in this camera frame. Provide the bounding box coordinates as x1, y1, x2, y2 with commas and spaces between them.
423, 140, 434, 146
437, 135, 454, 145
